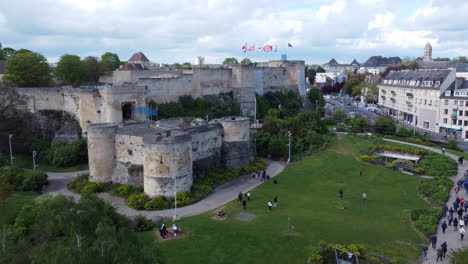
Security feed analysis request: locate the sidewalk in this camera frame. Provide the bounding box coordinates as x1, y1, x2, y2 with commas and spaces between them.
383, 138, 468, 263
41, 160, 286, 221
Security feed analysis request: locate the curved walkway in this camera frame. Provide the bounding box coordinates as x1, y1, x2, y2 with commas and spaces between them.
42, 160, 285, 220
383, 138, 468, 263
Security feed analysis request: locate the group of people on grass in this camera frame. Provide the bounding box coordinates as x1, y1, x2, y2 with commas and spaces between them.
252, 170, 270, 182
337, 188, 368, 202
237, 190, 278, 212
159, 223, 181, 239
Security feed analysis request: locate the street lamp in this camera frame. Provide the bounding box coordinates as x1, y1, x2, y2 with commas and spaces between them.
8, 134, 14, 166
287, 131, 292, 164
32, 151, 39, 171
172, 176, 177, 222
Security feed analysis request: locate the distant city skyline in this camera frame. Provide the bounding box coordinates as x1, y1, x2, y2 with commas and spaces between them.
1, 0, 467, 64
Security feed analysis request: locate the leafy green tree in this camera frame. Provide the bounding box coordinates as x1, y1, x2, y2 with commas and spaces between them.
0, 43, 16, 59
373, 116, 395, 135
240, 58, 252, 65
222, 57, 239, 64
333, 109, 347, 124
307, 87, 325, 111
84, 56, 104, 84
348, 116, 368, 133
0, 174, 13, 199
456, 56, 468, 63
3, 51, 53, 87
54, 54, 87, 86
101, 52, 120, 71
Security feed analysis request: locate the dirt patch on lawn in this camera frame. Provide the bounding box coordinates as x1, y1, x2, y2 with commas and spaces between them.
154, 229, 186, 243
329, 134, 350, 155
211, 215, 228, 221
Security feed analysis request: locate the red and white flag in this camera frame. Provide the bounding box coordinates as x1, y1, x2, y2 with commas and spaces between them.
263, 45, 273, 52
242, 43, 247, 53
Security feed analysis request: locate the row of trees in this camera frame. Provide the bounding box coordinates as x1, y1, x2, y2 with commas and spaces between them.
1, 43, 121, 87
222, 57, 252, 65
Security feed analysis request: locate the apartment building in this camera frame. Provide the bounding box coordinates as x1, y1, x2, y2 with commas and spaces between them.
378, 69, 456, 133
438, 78, 468, 138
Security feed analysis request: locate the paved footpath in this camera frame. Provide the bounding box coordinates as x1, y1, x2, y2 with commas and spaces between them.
42, 160, 285, 220
384, 138, 468, 264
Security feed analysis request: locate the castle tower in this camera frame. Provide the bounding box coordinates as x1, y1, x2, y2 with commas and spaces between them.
423, 42, 432, 62
142, 131, 193, 197
88, 123, 118, 183
218, 116, 252, 168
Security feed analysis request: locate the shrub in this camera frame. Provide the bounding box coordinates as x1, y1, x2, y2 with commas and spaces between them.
176, 191, 192, 206
373, 116, 395, 135
411, 208, 442, 237
111, 184, 143, 198
20, 171, 48, 191
127, 193, 149, 210
417, 152, 457, 177
420, 178, 452, 204
67, 174, 90, 193
46, 140, 87, 167
144, 195, 170, 210
359, 155, 380, 162
191, 184, 213, 200
448, 139, 458, 150
134, 215, 155, 232
81, 182, 101, 194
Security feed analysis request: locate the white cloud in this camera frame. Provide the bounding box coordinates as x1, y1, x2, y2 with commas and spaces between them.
359, 0, 384, 5
316, 0, 346, 22
408, 6, 438, 22
368, 11, 395, 30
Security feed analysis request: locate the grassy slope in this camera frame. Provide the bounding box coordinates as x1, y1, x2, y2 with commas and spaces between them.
0, 192, 36, 226
13, 154, 88, 172
152, 135, 430, 264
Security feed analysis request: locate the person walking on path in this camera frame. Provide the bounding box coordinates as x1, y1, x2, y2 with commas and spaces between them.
436, 247, 443, 262
464, 179, 468, 194
449, 207, 454, 217
423, 245, 428, 261
460, 219, 465, 228
339, 188, 343, 199
246, 191, 251, 201
441, 147, 446, 154
442, 221, 448, 234
459, 226, 466, 240
431, 235, 437, 250
274, 195, 278, 208
458, 207, 464, 219
449, 214, 453, 226
459, 156, 464, 165
238, 192, 243, 203
465, 202, 468, 213
441, 242, 448, 258
242, 199, 247, 210
442, 205, 448, 217
267, 200, 272, 211
454, 218, 459, 231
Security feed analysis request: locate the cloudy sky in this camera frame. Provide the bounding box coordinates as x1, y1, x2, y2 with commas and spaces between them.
1, 0, 467, 64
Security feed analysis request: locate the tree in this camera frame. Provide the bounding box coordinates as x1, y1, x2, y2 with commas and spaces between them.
307, 87, 325, 111
101, 52, 120, 71
373, 116, 395, 135
343, 73, 367, 95
362, 83, 378, 103
55, 55, 87, 86
83, 56, 104, 84
3, 51, 52, 87
240, 58, 252, 65
456, 56, 468, 63
333, 109, 347, 124
348, 116, 368, 133
222, 57, 239, 64
0, 44, 16, 60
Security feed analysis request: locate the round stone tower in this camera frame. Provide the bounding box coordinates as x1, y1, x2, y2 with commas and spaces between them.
218, 116, 252, 168
142, 130, 193, 197
87, 123, 118, 183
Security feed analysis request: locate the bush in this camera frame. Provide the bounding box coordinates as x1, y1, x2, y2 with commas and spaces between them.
448, 139, 458, 150
176, 191, 192, 206
134, 215, 156, 232
348, 116, 368, 133
0, 166, 48, 192
411, 208, 442, 237
417, 152, 457, 177
359, 155, 380, 162
67, 174, 90, 193
81, 182, 101, 194
420, 178, 452, 204
144, 195, 171, 210
373, 116, 395, 135
111, 184, 143, 198
127, 193, 149, 210
396, 127, 411, 137
46, 140, 88, 167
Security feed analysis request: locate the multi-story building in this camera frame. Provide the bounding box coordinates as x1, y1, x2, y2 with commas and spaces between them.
378, 69, 456, 132
438, 78, 468, 138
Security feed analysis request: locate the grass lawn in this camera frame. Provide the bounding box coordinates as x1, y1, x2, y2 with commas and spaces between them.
13, 153, 88, 172
150, 135, 431, 264
0, 192, 36, 226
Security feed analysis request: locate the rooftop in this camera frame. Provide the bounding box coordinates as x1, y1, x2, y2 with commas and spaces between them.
362, 56, 402, 67
381, 69, 452, 88
456, 63, 468, 73
128, 52, 150, 62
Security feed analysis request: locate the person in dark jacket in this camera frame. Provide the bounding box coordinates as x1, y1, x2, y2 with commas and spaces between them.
339, 189, 343, 199
238, 192, 243, 203
465, 202, 468, 213
442, 221, 448, 234
242, 199, 247, 210
449, 214, 453, 226
449, 207, 455, 217
274, 195, 278, 207
441, 242, 448, 258
458, 208, 464, 219
454, 218, 459, 231
431, 235, 437, 250
436, 247, 443, 262
442, 205, 448, 217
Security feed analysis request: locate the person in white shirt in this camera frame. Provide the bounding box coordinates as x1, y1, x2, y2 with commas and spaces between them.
246, 192, 251, 201
172, 223, 178, 236
459, 227, 465, 240
267, 201, 272, 211
460, 219, 465, 228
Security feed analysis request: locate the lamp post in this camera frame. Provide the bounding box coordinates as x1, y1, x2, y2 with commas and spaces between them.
287, 131, 292, 164
8, 134, 14, 166
32, 151, 38, 171
172, 176, 177, 222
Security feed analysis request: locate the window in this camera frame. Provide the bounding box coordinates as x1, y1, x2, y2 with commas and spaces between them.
435, 100, 439, 106
444, 109, 449, 114
455, 100, 459, 105
443, 118, 448, 124
420, 99, 422, 104
424, 99, 427, 105
453, 119, 457, 125
429, 100, 432, 105
459, 120, 463, 126
456, 92, 459, 95
460, 110, 463, 116
445, 100, 449, 105
461, 101, 465, 106
465, 111, 468, 116
465, 121, 468, 126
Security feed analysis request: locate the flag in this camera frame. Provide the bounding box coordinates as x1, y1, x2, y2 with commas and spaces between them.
288, 43, 293, 48
242, 43, 247, 53
247, 45, 255, 51
263, 45, 273, 52
258, 47, 262, 52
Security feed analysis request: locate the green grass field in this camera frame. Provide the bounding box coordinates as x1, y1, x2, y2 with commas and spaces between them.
13, 154, 88, 172
149, 135, 431, 263
0, 192, 36, 226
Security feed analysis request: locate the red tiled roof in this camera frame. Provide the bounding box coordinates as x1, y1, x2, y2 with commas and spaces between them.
128, 52, 149, 62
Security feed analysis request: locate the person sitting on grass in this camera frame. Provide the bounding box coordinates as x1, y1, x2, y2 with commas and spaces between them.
216, 210, 226, 217
160, 224, 168, 238
172, 223, 179, 236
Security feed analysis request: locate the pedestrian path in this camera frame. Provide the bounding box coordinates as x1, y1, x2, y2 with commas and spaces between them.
41, 160, 285, 220
383, 138, 468, 263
